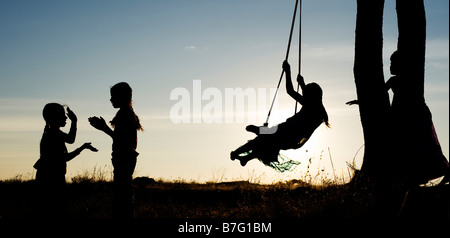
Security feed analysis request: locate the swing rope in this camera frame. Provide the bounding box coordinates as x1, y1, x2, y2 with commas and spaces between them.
265, 0, 302, 126
294, 0, 302, 114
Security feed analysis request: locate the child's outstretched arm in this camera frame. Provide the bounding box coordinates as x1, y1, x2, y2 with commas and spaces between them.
346, 100, 359, 106
283, 60, 304, 104
89, 116, 114, 138
66, 142, 98, 162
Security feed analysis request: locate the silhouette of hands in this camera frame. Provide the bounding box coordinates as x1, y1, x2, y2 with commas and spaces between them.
282, 60, 291, 72
82, 142, 98, 152
346, 100, 359, 106
88, 116, 108, 131
66, 107, 77, 122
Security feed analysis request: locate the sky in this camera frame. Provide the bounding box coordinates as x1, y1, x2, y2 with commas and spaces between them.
0, 0, 448, 183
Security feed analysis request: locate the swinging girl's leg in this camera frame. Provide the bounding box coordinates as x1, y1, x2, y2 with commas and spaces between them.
238, 152, 257, 167
231, 138, 261, 166
230, 150, 257, 167
231, 139, 256, 159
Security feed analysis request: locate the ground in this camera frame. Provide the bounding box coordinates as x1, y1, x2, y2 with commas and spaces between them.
0, 176, 448, 220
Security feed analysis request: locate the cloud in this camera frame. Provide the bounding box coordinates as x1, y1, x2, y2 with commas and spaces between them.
185, 45, 196, 50
302, 44, 354, 62
427, 38, 449, 59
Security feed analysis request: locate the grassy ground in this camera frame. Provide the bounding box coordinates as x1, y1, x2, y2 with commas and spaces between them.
0, 174, 448, 220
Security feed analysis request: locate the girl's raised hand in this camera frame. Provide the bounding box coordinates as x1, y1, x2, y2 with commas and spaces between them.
66, 107, 78, 122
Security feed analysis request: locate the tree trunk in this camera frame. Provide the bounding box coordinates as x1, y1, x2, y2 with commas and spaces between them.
396, 0, 426, 98
352, 0, 443, 217
354, 0, 394, 182
395, 0, 427, 183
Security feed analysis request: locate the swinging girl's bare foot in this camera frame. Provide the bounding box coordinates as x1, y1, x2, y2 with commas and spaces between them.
230, 151, 237, 161
230, 151, 251, 166
239, 157, 250, 167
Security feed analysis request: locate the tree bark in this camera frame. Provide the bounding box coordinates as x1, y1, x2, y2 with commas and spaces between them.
354, 0, 394, 181
396, 0, 426, 98
395, 0, 432, 184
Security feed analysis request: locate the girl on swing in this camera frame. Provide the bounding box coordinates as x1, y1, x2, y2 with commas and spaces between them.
230, 60, 330, 171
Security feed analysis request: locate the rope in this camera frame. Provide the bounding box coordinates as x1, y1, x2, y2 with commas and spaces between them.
265, 0, 300, 126
295, 0, 302, 114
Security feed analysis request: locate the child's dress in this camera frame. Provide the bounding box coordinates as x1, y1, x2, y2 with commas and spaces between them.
110, 107, 139, 218
33, 126, 73, 218
34, 127, 72, 184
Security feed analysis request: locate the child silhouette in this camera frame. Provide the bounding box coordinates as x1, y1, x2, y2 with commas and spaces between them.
34, 103, 97, 218
231, 61, 330, 171
89, 82, 143, 219
387, 51, 449, 184
347, 51, 449, 185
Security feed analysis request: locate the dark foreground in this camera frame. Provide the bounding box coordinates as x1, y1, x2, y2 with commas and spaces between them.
0, 177, 448, 220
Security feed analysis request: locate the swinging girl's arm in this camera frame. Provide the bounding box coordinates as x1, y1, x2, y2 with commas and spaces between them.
297, 74, 306, 91
283, 61, 304, 104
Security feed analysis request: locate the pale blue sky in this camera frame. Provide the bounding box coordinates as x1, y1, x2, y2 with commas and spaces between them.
1, 0, 448, 183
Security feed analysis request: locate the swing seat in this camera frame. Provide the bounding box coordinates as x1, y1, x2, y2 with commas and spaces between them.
246, 124, 279, 135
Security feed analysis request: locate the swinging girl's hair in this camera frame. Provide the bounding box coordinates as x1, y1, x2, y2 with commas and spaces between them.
110, 82, 144, 131
305, 83, 330, 128
323, 110, 330, 128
